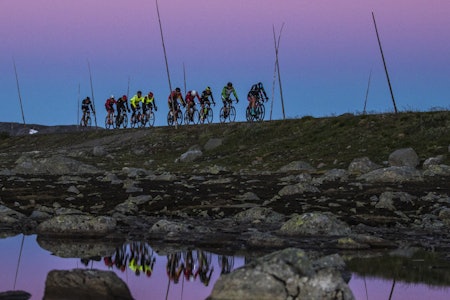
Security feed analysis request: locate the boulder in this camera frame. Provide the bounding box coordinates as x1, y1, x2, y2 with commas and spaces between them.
178, 149, 203, 162
388, 148, 419, 167
277, 161, 315, 173
357, 166, 423, 183
278, 182, 320, 196
37, 215, 116, 238
13, 155, 100, 175
348, 157, 381, 175
208, 248, 354, 300
233, 207, 285, 224
43, 269, 133, 300
279, 212, 351, 236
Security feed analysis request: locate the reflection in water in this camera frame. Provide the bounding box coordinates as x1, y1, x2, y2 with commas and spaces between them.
1, 235, 450, 300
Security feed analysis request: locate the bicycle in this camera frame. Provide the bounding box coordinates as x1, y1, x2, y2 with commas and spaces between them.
115, 109, 128, 129
184, 105, 199, 125
199, 103, 214, 124
130, 110, 143, 128
141, 106, 156, 128
246, 98, 266, 122
80, 110, 92, 127
167, 106, 183, 126
105, 111, 116, 129
219, 99, 237, 123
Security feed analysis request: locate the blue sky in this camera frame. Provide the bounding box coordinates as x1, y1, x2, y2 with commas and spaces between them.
1, 0, 449, 127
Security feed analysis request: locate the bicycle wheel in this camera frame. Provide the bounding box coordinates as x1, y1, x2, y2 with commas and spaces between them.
192, 109, 200, 124
245, 106, 253, 122
176, 110, 183, 125
167, 111, 174, 126
257, 103, 265, 121
205, 106, 213, 124
148, 111, 155, 127
131, 114, 138, 128
122, 113, 128, 128
105, 116, 111, 129
219, 107, 226, 123
229, 106, 236, 122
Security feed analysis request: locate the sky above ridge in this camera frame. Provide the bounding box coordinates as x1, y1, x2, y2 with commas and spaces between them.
1, 0, 449, 126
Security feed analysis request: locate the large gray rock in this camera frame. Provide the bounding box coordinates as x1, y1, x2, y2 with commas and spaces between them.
178, 149, 203, 162
277, 161, 315, 173
279, 212, 351, 236
208, 248, 354, 300
43, 269, 133, 300
348, 157, 381, 175
233, 207, 285, 224
357, 166, 423, 183
388, 147, 419, 167
37, 215, 116, 237
375, 191, 415, 211
423, 164, 450, 176
0, 205, 27, 226
13, 155, 100, 175
278, 182, 320, 196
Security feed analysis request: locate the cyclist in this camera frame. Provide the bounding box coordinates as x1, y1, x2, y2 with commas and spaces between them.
130, 90, 144, 119
221, 82, 239, 117
200, 86, 215, 120
143, 92, 158, 115
81, 96, 94, 123
248, 82, 268, 116
185, 90, 200, 121
168, 87, 185, 120
115, 95, 130, 125
105, 95, 116, 123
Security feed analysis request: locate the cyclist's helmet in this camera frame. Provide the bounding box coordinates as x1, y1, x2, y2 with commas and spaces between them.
175, 87, 181, 92
137, 90, 142, 95
206, 86, 211, 91
122, 95, 127, 100
148, 92, 154, 97
110, 95, 114, 99
227, 82, 233, 88
191, 90, 197, 96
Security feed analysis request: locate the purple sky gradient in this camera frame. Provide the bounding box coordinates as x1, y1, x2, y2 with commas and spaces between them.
1, 0, 449, 126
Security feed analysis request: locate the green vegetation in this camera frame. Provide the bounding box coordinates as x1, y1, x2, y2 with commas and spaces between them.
0, 111, 448, 173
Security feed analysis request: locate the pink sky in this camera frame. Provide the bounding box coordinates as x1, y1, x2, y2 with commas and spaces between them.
1, 0, 449, 126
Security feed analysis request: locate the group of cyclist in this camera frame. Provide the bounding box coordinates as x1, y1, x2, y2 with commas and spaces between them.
80, 81, 269, 127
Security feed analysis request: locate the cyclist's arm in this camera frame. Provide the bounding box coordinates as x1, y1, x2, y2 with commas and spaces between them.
232, 88, 238, 100
221, 87, 227, 99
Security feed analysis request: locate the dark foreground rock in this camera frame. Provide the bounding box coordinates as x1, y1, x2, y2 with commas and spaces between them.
208, 248, 354, 300
43, 269, 133, 300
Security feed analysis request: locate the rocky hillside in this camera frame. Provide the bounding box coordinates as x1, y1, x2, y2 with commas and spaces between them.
1, 111, 449, 299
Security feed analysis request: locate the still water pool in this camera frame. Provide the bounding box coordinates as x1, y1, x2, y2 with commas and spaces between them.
1, 234, 449, 300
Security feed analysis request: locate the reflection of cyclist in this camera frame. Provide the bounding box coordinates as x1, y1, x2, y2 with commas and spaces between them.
195, 250, 214, 286
185, 90, 200, 121
221, 82, 239, 117
218, 255, 234, 274
168, 87, 185, 119
248, 82, 268, 116
143, 92, 158, 114
130, 91, 144, 118
167, 253, 184, 284
116, 95, 130, 125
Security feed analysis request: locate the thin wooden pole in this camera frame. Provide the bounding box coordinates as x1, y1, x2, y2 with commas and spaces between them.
87, 60, 98, 127
155, 0, 177, 128
271, 24, 285, 120
127, 76, 131, 99
363, 68, 372, 114
183, 62, 187, 95
12, 58, 26, 126
372, 12, 398, 114
77, 83, 80, 126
